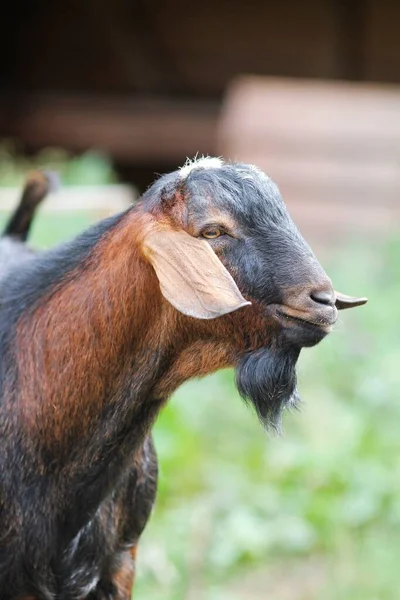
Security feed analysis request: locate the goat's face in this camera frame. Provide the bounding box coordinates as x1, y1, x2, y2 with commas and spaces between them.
141, 157, 367, 427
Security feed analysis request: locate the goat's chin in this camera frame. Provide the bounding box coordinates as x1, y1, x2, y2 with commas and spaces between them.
235, 346, 301, 431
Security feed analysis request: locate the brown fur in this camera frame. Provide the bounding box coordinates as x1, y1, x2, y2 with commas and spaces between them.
16, 212, 156, 439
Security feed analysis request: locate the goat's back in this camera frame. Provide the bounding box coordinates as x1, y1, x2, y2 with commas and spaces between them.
0, 237, 37, 282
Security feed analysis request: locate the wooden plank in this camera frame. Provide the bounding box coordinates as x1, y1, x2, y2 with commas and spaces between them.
225, 151, 400, 208
288, 200, 400, 237
218, 77, 400, 198
219, 77, 400, 145
218, 76, 400, 246
0, 94, 219, 163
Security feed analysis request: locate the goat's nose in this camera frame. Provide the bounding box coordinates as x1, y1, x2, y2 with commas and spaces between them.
310, 288, 335, 307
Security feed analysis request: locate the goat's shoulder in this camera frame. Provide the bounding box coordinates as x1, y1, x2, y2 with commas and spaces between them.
0, 211, 128, 323
0, 237, 36, 282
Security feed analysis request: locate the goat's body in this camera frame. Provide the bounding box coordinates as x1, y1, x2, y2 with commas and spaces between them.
0, 213, 159, 599
0, 438, 157, 599
0, 160, 366, 598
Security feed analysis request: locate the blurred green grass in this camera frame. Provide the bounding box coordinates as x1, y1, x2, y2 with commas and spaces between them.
0, 142, 116, 187
1, 206, 398, 599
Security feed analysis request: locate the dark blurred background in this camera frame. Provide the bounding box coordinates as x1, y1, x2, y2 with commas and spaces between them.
0, 2, 399, 598
1, 0, 400, 246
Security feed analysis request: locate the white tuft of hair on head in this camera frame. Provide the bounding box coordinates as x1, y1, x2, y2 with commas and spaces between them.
179, 155, 224, 178
244, 163, 270, 179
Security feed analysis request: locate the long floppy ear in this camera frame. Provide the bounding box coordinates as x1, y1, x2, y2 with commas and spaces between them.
335, 291, 368, 310
143, 228, 251, 319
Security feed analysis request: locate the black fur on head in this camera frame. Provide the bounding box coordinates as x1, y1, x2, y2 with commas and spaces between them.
141, 157, 365, 430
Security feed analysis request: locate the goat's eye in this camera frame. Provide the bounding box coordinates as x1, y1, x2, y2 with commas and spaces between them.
201, 228, 223, 239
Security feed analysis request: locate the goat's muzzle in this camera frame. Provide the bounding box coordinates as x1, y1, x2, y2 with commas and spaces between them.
269, 281, 367, 348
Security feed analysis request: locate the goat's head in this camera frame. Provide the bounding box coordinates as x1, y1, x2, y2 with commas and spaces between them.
139, 157, 367, 428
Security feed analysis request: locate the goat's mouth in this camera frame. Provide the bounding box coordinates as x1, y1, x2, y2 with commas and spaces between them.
276, 308, 336, 330
270, 305, 337, 347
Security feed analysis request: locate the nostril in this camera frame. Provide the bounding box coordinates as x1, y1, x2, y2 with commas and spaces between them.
310, 289, 335, 307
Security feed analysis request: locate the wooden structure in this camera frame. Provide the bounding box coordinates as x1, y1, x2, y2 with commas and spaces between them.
219, 76, 400, 246
2, 1, 400, 174
0, 0, 400, 244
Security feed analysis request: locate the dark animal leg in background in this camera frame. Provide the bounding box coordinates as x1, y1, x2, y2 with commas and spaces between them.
3, 170, 57, 241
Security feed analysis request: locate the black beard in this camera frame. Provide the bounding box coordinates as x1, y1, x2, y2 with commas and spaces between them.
235, 345, 301, 431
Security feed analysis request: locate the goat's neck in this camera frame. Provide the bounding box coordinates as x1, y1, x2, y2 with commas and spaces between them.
13, 208, 235, 531
16, 211, 176, 476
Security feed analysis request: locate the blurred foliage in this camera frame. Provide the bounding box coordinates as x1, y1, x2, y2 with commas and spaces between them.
0, 199, 398, 598
0, 140, 117, 187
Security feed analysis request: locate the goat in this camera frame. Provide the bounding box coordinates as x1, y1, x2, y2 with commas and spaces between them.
0, 157, 367, 599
